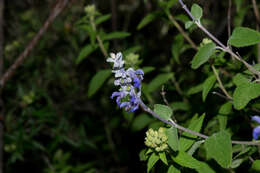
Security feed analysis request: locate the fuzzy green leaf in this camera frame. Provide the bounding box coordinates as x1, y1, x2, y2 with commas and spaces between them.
228, 27, 260, 47
154, 104, 173, 121
147, 73, 173, 92
166, 126, 179, 151
102, 32, 130, 41
76, 44, 98, 64
191, 4, 203, 21
202, 75, 216, 101
88, 70, 111, 97
147, 153, 159, 173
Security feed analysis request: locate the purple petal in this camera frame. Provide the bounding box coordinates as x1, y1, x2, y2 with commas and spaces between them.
111, 92, 120, 99
253, 126, 260, 140
252, 116, 260, 124
129, 105, 139, 112
135, 69, 144, 76
120, 102, 130, 108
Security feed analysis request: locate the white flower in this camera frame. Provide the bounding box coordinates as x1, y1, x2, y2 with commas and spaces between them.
107, 52, 124, 69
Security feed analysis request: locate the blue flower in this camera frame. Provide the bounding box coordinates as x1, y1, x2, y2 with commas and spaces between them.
107, 52, 144, 112
252, 115, 260, 140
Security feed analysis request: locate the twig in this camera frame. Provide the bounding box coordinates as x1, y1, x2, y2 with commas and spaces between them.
139, 98, 260, 146
211, 65, 233, 100
160, 85, 169, 106
42, 155, 56, 173
177, 0, 260, 79
212, 91, 232, 101
0, 0, 69, 89
227, 0, 232, 38
166, 11, 197, 50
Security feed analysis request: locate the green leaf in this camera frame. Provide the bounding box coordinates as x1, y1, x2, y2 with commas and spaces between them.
217, 102, 232, 130
95, 14, 111, 25
191, 43, 216, 69
191, 4, 203, 21
88, 70, 111, 97
205, 130, 232, 168
202, 75, 216, 102
147, 73, 173, 92
230, 159, 243, 169
154, 104, 172, 121
233, 73, 250, 86
187, 83, 203, 95
185, 21, 194, 29
171, 102, 190, 111
76, 44, 98, 64
159, 152, 168, 165
131, 114, 154, 132
179, 114, 205, 151
228, 27, 260, 47
167, 165, 180, 173
172, 151, 215, 173
142, 66, 155, 74
102, 32, 130, 41
166, 126, 179, 151
233, 82, 260, 110
139, 149, 148, 161
147, 153, 159, 173
137, 12, 159, 30
251, 160, 260, 171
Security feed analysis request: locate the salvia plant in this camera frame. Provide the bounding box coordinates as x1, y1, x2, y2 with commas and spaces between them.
76, 0, 260, 172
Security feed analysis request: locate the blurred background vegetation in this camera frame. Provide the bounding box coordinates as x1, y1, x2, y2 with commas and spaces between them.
2, 0, 260, 172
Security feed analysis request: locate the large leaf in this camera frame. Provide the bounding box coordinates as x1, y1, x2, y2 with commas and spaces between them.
172, 151, 215, 173
205, 130, 232, 168
228, 27, 260, 47
202, 75, 216, 102
191, 4, 203, 21
76, 44, 98, 64
167, 165, 180, 173
233, 73, 250, 86
147, 73, 173, 93
166, 126, 179, 151
233, 82, 260, 110
179, 114, 205, 151
251, 160, 260, 171
154, 104, 173, 121
191, 43, 216, 69
102, 32, 130, 41
147, 153, 159, 173
88, 70, 111, 97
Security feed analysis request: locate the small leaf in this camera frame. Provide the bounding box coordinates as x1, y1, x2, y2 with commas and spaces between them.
191, 4, 203, 21
76, 44, 98, 64
142, 66, 155, 74
95, 14, 111, 25
179, 114, 205, 151
137, 12, 159, 30
167, 165, 180, 173
102, 32, 130, 41
139, 149, 148, 161
88, 70, 111, 97
202, 75, 217, 101
217, 102, 232, 130
233, 82, 260, 110
166, 126, 179, 151
205, 130, 232, 168
228, 27, 260, 47
131, 114, 154, 132
187, 140, 204, 156
147, 153, 159, 173
154, 104, 173, 121
187, 83, 203, 95
233, 73, 250, 86
159, 152, 168, 165
171, 102, 190, 111
251, 160, 260, 171
185, 21, 194, 29
191, 43, 216, 69
147, 73, 173, 92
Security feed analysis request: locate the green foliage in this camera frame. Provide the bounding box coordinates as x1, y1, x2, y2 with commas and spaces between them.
191, 4, 203, 21
205, 131, 232, 168
147, 73, 173, 92
191, 43, 216, 69
228, 27, 260, 47
166, 126, 179, 151
147, 153, 159, 172
179, 114, 205, 151
202, 75, 216, 102
154, 104, 173, 121
88, 69, 111, 97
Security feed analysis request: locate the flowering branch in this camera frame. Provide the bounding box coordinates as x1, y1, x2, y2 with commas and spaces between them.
177, 0, 260, 79
107, 52, 260, 146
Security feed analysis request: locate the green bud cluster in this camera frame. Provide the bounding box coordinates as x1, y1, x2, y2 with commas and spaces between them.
200, 38, 213, 47
84, 5, 97, 17
144, 127, 168, 152
4, 144, 16, 153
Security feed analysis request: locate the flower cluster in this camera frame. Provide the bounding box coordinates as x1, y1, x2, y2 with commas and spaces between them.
107, 52, 144, 112
252, 115, 260, 140
144, 128, 168, 152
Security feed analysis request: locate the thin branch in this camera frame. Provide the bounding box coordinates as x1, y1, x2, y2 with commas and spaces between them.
251, 0, 260, 63
139, 98, 260, 146
212, 91, 232, 101
227, 0, 232, 38
160, 85, 170, 106
0, 0, 69, 89
211, 65, 233, 100
166, 12, 197, 50
177, 0, 260, 78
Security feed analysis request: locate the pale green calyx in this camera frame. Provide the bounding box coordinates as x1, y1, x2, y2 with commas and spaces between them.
200, 38, 213, 47
144, 127, 168, 152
